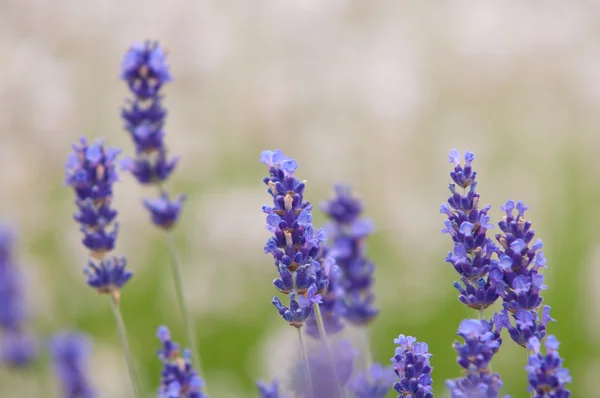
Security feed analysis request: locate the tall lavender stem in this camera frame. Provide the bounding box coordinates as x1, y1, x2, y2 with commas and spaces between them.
292, 271, 314, 395
108, 295, 142, 398
164, 231, 206, 390
312, 303, 347, 398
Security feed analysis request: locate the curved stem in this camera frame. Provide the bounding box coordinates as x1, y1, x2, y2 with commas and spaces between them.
164, 232, 207, 393
108, 295, 142, 398
313, 304, 347, 398
362, 328, 373, 373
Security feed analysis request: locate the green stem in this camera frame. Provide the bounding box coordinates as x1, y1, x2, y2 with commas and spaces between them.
478, 308, 484, 320
108, 294, 143, 398
164, 232, 207, 392
313, 303, 347, 398
292, 272, 314, 395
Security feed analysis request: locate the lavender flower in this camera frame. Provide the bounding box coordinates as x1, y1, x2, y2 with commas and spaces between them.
0, 225, 37, 367
494, 200, 554, 348
348, 363, 394, 398
50, 332, 96, 398
446, 319, 504, 398
441, 149, 501, 311
84, 256, 132, 298
144, 194, 186, 230
260, 150, 330, 326
120, 41, 183, 228
321, 185, 378, 326
256, 380, 287, 398
526, 336, 571, 398
156, 326, 206, 398
65, 137, 121, 257
391, 335, 433, 398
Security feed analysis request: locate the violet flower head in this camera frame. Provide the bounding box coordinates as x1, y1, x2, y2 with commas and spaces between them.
446, 319, 505, 398
143, 194, 186, 230
495, 200, 548, 313
256, 379, 287, 398
120, 41, 178, 184
321, 184, 378, 326
120, 41, 184, 229
261, 150, 330, 327
156, 326, 206, 398
526, 336, 571, 398
0, 225, 37, 367
65, 137, 121, 256
84, 256, 132, 298
348, 363, 394, 398
441, 149, 500, 310
50, 332, 96, 398
494, 200, 553, 348
391, 335, 433, 398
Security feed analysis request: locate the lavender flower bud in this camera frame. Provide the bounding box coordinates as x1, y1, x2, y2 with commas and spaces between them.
321, 185, 378, 326
391, 335, 433, 398
50, 332, 96, 398
84, 256, 132, 299
65, 137, 121, 257
441, 149, 500, 311
143, 194, 186, 230
156, 326, 207, 398
525, 336, 571, 397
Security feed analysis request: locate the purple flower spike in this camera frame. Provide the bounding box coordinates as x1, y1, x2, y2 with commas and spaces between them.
50, 332, 96, 398
65, 137, 121, 257
391, 335, 433, 398
144, 194, 186, 230
441, 149, 500, 311
446, 319, 506, 397
320, 185, 379, 326
121, 41, 184, 226
256, 379, 287, 398
156, 326, 206, 398
495, 199, 553, 348
261, 150, 330, 328
526, 336, 571, 397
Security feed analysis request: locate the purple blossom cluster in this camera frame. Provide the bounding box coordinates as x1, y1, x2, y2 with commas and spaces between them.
446, 319, 504, 398
120, 41, 184, 230
321, 185, 379, 326
260, 150, 331, 328
65, 137, 133, 298
441, 149, 501, 310
526, 336, 571, 397
156, 326, 206, 398
0, 226, 37, 367
391, 335, 434, 398
493, 200, 554, 347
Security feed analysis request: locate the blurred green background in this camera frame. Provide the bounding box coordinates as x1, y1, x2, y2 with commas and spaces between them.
0, 1, 599, 396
